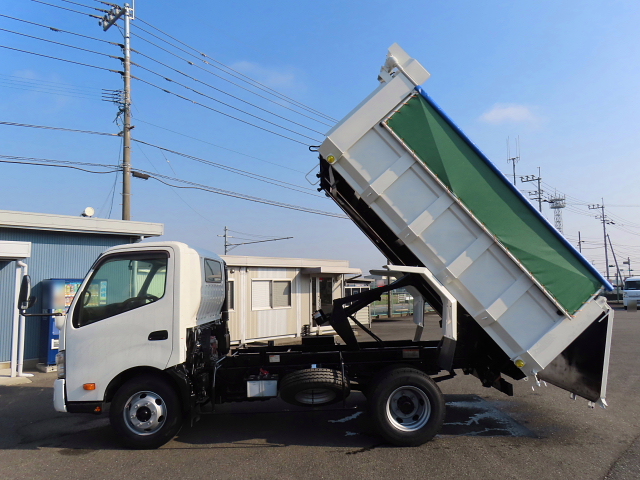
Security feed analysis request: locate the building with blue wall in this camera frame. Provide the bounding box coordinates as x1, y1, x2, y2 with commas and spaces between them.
0, 210, 163, 372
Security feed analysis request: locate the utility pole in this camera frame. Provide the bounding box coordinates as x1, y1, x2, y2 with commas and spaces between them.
521, 167, 543, 213
218, 227, 293, 254
623, 257, 632, 278
507, 136, 520, 187
607, 234, 623, 301
577, 231, 584, 253
100, 3, 134, 220
589, 200, 614, 283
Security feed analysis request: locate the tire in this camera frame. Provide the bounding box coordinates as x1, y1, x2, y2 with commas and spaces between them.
368, 367, 445, 447
109, 375, 183, 449
279, 368, 350, 406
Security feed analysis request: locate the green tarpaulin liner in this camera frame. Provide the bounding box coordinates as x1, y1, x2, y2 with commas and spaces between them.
386, 89, 607, 315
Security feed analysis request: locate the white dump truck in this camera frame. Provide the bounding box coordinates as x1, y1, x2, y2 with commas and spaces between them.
19, 44, 613, 449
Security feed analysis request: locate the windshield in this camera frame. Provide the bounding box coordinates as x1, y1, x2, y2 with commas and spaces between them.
73, 252, 168, 327
625, 280, 640, 291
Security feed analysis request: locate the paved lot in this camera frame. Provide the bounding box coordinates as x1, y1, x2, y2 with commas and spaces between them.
1, 307, 639, 480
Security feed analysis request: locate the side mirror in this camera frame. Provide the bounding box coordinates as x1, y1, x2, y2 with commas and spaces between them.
18, 275, 32, 311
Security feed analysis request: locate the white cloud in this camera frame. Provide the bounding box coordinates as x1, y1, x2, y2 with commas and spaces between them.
479, 103, 540, 125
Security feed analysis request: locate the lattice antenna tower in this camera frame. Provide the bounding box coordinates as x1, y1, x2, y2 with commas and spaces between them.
548, 191, 566, 234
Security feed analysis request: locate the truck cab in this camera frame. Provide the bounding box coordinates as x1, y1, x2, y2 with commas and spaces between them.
54, 242, 226, 418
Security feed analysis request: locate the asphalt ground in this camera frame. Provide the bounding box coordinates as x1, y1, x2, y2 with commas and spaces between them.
1, 307, 639, 480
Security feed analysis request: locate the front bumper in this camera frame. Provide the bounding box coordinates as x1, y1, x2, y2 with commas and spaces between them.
53, 379, 67, 412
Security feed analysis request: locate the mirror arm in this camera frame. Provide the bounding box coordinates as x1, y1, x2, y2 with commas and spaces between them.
18, 311, 65, 317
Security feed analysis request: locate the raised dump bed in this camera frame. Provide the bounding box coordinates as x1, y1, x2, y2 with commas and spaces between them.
319, 44, 613, 405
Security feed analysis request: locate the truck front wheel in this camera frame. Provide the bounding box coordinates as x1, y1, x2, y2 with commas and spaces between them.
368, 367, 445, 446
110, 375, 183, 449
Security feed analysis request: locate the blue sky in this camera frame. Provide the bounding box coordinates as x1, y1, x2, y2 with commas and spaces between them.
1, 0, 639, 279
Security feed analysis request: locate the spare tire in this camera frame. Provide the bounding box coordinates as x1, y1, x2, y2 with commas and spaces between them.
279, 368, 350, 406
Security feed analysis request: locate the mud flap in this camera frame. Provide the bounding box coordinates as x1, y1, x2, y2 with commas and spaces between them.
538, 311, 613, 403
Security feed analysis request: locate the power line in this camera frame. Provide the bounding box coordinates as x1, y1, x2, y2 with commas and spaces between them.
0, 81, 103, 101
133, 118, 306, 173
132, 63, 323, 141
58, 0, 106, 11
0, 153, 341, 219
0, 157, 118, 174
132, 138, 322, 196
0, 154, 115, 168
0, 27, 122, 59
29, 0, 102, 18
0, 73, 106, 93
132, 168, 347, 219
0, 120, 118, 136
134, 142, 220, 227
132, 50, 326, 134
0, 45, 121, 73
130, 30, 333, 127
132, 75, 317, 146
134, 18, 337, 123
0, 14, 120, 45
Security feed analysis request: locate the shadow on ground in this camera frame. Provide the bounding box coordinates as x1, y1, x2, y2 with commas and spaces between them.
0, 379, 534, 452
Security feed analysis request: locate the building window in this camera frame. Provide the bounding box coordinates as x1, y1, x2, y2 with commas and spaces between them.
204, 259, 222, 283
251, 280, 292, 310
272, 281, 291, 308
227, 280, 235, 310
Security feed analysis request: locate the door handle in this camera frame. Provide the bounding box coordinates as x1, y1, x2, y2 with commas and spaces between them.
148, 330, 168, 341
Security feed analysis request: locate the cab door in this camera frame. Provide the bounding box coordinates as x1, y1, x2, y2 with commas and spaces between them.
65, 248, 174, 403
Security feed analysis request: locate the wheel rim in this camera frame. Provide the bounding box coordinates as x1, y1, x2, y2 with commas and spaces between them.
294, 388, 337, 405
386, 386, 431, 432
123, 391, 167, 436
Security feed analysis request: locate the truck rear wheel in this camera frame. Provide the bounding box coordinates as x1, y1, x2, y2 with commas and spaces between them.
109, 375, 183, 449
368, 367, 445, 446
279, 368, 350, 406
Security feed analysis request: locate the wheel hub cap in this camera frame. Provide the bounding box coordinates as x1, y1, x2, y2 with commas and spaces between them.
123, 391, 167, 436
386, 386, 431, 432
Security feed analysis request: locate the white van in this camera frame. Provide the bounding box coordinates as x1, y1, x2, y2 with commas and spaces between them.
623, 276, 640, 308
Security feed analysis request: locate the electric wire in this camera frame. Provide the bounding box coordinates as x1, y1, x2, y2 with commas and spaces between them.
0, 153, 340, 219
0, 73, 107, 94
29, 0, 102, 18
0, 82, 102, 101
132, 51, 326, 135
132, 138, 322, 196
0, 154, 114, 168
132, 63, 323, 141
134, 142, 219, 227
58, 0, 106, 11
133, 118, 306, 173
0, 27, 122, 60
0, 158, 118, 174
130, 31, 333, 128
0, 45, 121, 73
1, 117, 317, 201
132, 168, 347, 219
0, 121, 118, 136
134, 18, 337, 123
0, 14, 120, 45
132, 76, 316, 146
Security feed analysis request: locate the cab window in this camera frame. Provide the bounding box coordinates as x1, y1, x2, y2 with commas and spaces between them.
204, 259, 223, 283
73, 252, 168, 328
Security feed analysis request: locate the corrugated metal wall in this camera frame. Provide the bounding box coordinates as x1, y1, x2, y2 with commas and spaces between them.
0, 228, 137, 362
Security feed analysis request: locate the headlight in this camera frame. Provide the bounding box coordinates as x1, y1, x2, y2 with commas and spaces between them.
56, 350, 65, 379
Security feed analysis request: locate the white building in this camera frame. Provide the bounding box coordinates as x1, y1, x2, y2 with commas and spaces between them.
221, 255, 370, 344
